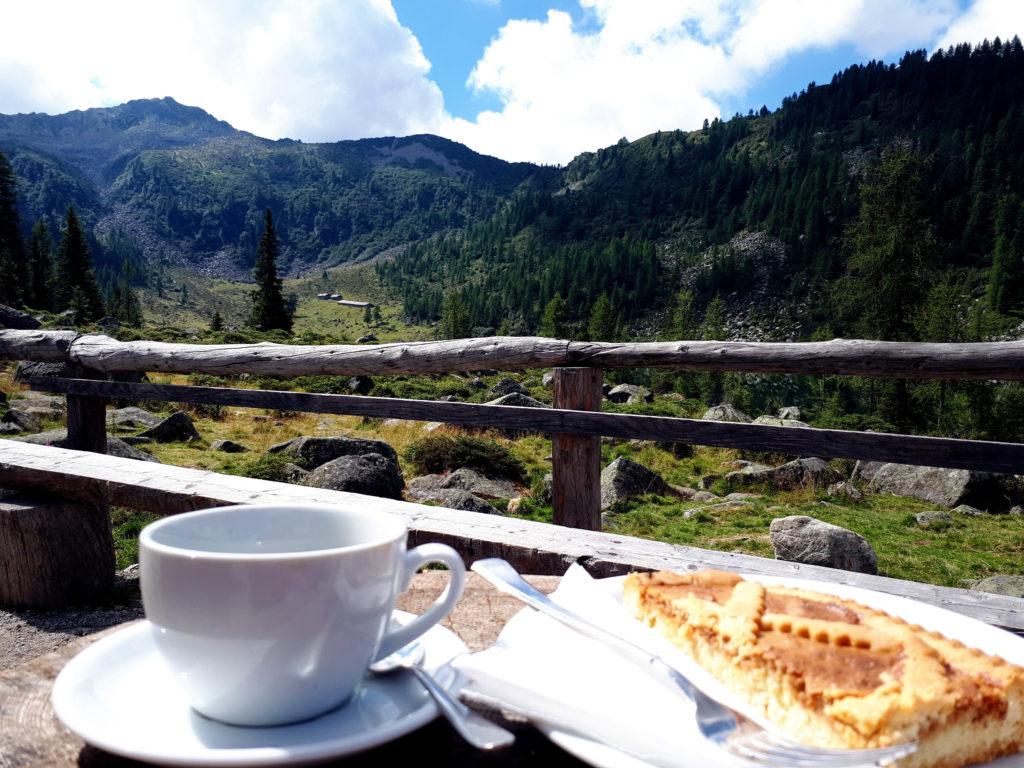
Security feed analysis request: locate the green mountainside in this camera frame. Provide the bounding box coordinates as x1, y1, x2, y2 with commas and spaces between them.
379, 43, 1024, 343
0, 97, 551, 278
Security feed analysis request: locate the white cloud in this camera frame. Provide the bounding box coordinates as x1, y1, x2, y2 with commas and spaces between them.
936, 0, 1024, 49
1, 0, 1019, 167
443, 0, 961, 164
0, 0, 446, 142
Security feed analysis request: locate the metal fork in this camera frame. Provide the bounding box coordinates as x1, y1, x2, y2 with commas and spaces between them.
471, 559, 917, 767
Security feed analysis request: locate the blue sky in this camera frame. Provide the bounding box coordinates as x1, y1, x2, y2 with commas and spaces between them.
393, 1, 964, 124
1, 1, 1022, 164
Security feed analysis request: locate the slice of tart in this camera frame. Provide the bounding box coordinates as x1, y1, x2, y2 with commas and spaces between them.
623, 569, 1024, 768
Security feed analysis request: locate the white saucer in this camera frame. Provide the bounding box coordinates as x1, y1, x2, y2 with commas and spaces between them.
52, 612, 468, 766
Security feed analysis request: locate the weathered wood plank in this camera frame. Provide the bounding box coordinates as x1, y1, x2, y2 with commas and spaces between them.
28, 378, 1024, 474
68, 333, 571, 376
0, 329, 79, 362
0, 441, 1020, 630
65, 393, 107, 454
552, 367, 602, 530
6, 330, 1024, 379
571, 338, 1024, 379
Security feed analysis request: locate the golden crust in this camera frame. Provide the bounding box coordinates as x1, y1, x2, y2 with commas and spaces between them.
623, 570, 1024, 768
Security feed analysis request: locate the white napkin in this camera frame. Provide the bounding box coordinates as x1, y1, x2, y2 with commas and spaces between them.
452, 565, 748, 768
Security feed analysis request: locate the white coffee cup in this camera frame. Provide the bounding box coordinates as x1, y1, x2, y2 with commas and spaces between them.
139, 502, 466, 727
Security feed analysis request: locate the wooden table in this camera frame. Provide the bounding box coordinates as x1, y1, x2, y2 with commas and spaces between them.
0, 573, 589, 768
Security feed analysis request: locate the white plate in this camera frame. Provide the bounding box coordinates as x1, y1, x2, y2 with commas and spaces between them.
542, 573, 1024, 768
52, 611, 467, 766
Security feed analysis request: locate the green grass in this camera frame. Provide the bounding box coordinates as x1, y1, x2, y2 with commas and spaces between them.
4, 362, 1023, 589
111, 507, 160, 569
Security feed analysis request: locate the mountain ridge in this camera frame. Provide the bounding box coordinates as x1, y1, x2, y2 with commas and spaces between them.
0, 97, 553, 278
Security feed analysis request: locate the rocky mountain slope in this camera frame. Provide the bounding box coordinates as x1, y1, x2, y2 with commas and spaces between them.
0, 97, 552, 277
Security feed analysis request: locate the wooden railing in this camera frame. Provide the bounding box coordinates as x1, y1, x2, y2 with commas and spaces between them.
3, 330, 1024, 530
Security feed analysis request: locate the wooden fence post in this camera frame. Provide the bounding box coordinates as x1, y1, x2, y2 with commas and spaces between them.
552, 367, 602, 530
65, 366, 107, 454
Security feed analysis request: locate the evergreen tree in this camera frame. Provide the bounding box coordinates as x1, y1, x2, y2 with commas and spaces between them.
439, 291, 472, 339
834, 144, 937, 340
587, 293, 617, 341
363, 304, 373, 324
987, 195, 1024, 313
248, 209, 293, 332
0, 151, 24, 306
539, 294, 569, 338
54, 206, 104, 321
180, 283, 189, 306
108, 259, 142, 325
210, 310, 223, 332
664, 289, 696, 340
27, 219, 53, 309
699, 297, 727, 405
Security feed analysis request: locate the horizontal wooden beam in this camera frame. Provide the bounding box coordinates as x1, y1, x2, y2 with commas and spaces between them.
29, 377, 1024, 474
4, 330, 1024, 379
0, 440, 1020, 631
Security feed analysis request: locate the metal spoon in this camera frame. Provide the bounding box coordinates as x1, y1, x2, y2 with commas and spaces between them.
370, 640, 515, 751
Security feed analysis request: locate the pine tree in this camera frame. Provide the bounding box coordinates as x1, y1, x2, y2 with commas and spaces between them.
54, 206, 104, 321
180, 283, 189, 306
0, 151, 24, 306
108, 259, 142, 326
27, 219, 52, 309
587, 293, 617, 341
439, 292, 471, 339
363, 304, 373, 324
664, 288, 696, 340
539, 294, 568, 338
834, 143, 937, 340
210, 310, 223, 332
248, 209, 293, 332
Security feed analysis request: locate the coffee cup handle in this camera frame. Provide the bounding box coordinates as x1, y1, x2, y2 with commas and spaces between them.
375, 543, 466, 660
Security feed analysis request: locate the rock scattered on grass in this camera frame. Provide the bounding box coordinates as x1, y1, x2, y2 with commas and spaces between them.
302, 454, 403, 499
138, 411, 201, 443
769, 515, 878, 574
915, 510, 952, 528
211, 439, 248, 453
700, 404, 751, 423
970, 575, 1024, 598
600, 457, 674, 510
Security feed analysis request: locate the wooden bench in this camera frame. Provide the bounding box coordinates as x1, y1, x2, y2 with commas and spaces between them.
0, 440, 1021, 632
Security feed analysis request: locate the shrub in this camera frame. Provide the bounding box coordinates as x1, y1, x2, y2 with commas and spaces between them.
405, 435, 525, 481
238, 452, 296, 482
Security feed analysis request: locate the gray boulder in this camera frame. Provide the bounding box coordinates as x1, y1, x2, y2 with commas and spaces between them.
268, 436, 398, 469
211, 439, 248, 453
120, 436, 153, 446
868, 464, 1009, 509
347, 376, 373, 395
535, 473, 554, 505
1, 408, 41, 433
302, 454, 404, 499
107, 407, 163, 431
488, 378, 527, 398
851, 461, 885, 483
13, 360, 72, 382
415, 489, 497, 515
970, 575, 1024, 598
16, 429, 159, 462
952, 504, 984, 517
542, 372, 555, 387
827, 481, 864, 501
769, 516, 877, 574
725, 458, 841, 491
356, 334, 377, 343
600, 457, 673, 510
0, 422, 22, 435
778, 406, 802, 420
408, 468, 518, 501
606, 384, 653, 404
701, 404, 752, 423
915, 511, 952, 528
486, 392, 548, 408
752, 416, 811, 428
0, 304, 41, 330
138, 411, 201, 443
469, 377, 486, 389
283, 463, 309, 483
